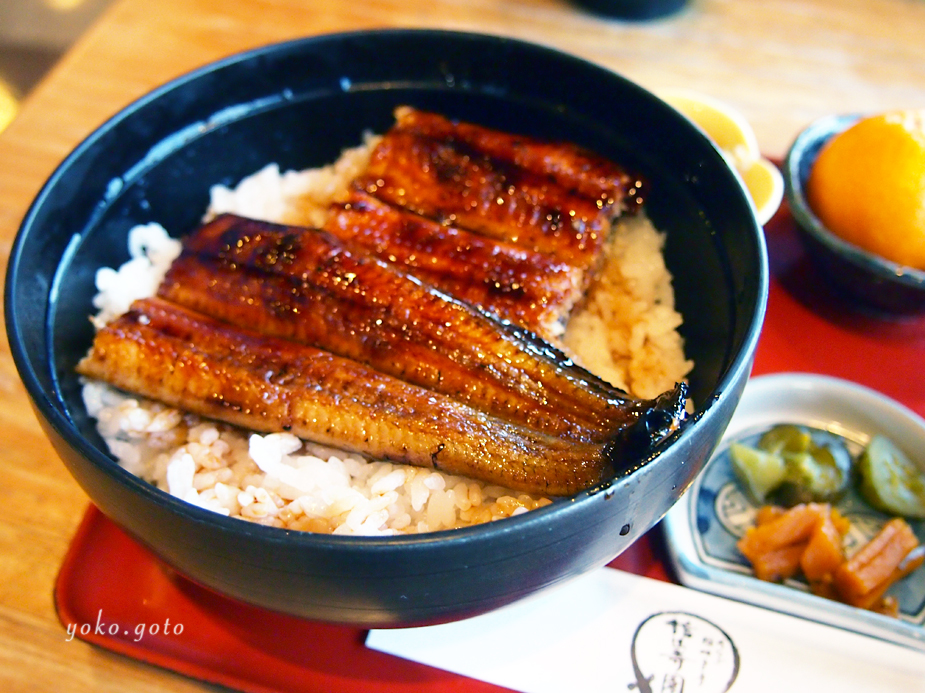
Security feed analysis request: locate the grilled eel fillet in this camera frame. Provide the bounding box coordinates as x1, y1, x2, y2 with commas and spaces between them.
324, 190, 584, 340
76, 298, 684, 497
391, 107, 646, 209
354, 108, 646, 272
158, 213, 687, 444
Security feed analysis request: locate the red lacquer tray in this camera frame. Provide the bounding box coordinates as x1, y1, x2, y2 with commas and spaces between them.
55, 508, 672, 693
54, 200, 925, 692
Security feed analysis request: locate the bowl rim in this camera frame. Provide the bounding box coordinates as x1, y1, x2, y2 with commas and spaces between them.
717, 371, 925, 440
783, 112, 925, 289
5, 27, 768, 549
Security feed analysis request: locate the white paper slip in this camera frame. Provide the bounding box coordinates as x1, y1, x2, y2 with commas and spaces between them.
366, 568, 925, 693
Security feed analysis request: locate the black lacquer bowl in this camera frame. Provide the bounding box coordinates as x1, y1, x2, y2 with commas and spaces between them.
5, 30, 767, 627
785, 113, 925, 315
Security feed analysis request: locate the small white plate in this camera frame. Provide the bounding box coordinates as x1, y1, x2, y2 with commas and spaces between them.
663, 372, 925, 651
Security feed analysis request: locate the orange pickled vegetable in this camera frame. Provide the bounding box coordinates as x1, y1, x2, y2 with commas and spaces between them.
874, 596, 900, 619
800, 509, 846, 585
830, 507, 851, 536
749, 544, 806, 582
833, 518, 923, 610
738, 505, 923, 616
737, 503, 827, 561
754, 505, 787, 526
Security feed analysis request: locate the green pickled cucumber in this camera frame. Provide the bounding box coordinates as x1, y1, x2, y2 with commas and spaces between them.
857, 435, 925, 519
770, 443, 852, 506
730, 424, 852, 506
758, 423, 812, 456
729, 441, 787, 504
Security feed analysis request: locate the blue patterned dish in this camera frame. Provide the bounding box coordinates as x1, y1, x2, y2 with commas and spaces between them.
664, 372, 925, 651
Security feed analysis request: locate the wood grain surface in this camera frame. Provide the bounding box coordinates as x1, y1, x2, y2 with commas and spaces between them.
0, 0, 923, 690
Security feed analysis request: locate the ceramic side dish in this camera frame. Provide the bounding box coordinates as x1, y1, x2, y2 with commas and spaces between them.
664, 372, 925, 651
784, 114, 925, 315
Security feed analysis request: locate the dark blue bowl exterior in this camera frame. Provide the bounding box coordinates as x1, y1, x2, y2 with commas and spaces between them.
6, 29, 766, 626
571, 0, 688, 20
784, 113, 925, 315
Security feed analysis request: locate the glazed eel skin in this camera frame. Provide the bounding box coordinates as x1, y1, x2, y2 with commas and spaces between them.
324, 190, 584, 340
329, 108, 646, 338
158, 213, 687, 445
391, 107, 646, 209
355, 109, 644, 271
77, 298, 682, 496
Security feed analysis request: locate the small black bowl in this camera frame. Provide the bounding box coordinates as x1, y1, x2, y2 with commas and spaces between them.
784, 113, 925, 316
572, 0, 688, 20
5, 29, 766, 627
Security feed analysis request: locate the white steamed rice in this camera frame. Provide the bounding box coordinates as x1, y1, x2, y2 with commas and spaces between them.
81, 137, 692, 536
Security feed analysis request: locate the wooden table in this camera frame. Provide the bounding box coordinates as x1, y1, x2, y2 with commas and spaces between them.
1, 1, 924, 691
